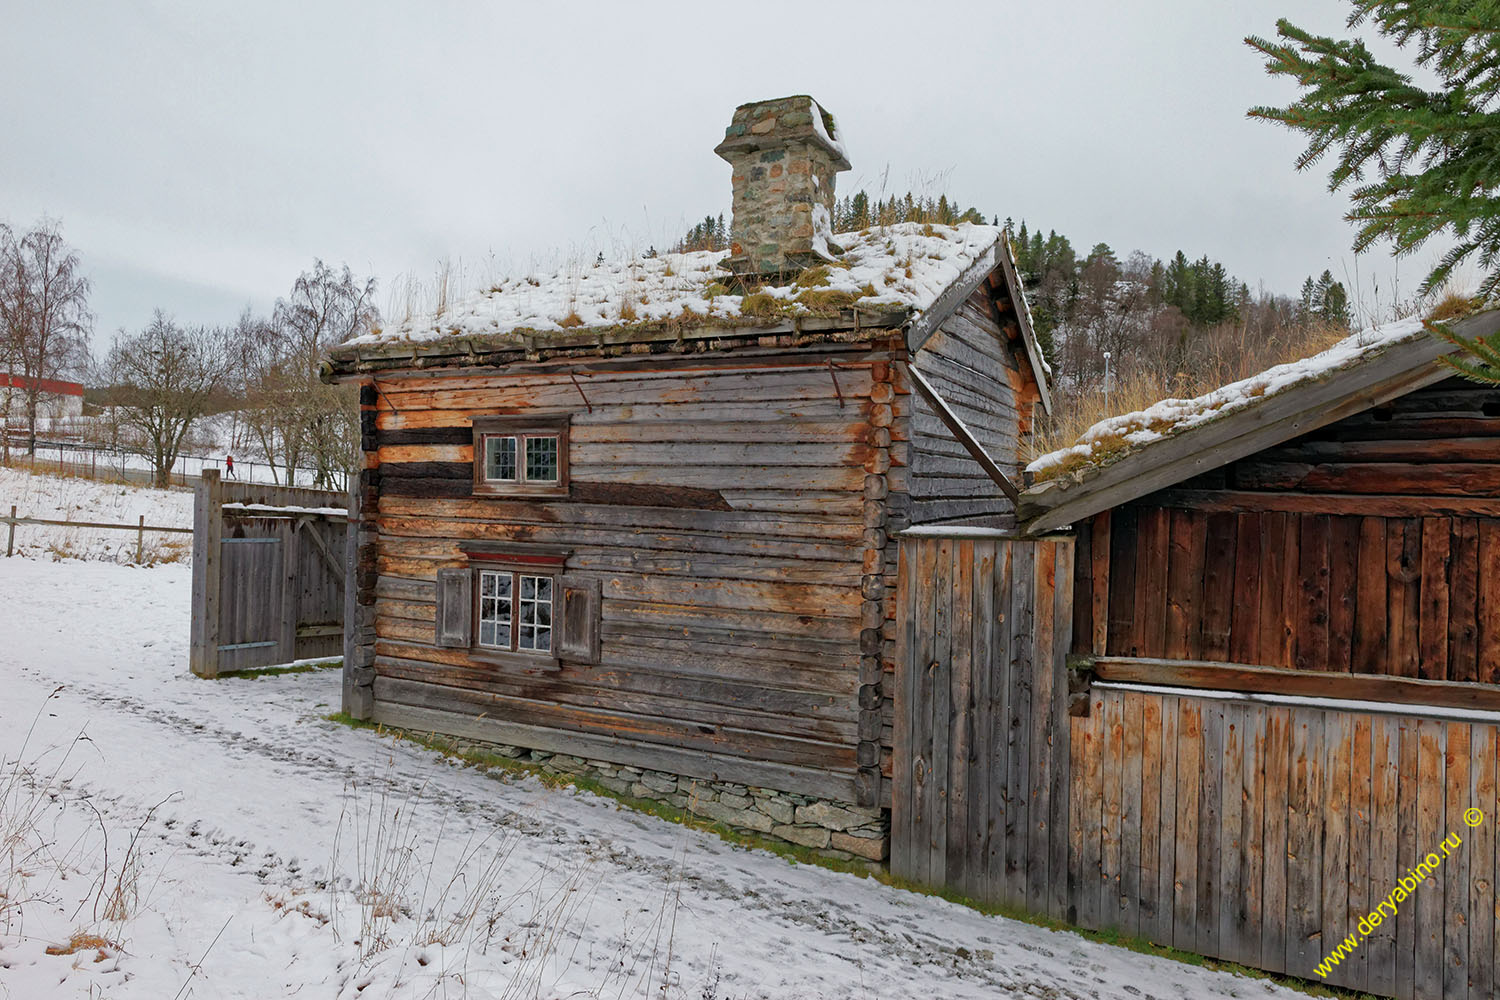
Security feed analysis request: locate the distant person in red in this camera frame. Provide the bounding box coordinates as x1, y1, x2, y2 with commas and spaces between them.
225, 454, 235, 478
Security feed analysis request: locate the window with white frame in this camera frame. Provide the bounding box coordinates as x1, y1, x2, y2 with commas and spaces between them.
473, 416, 568, 496
435, 548, 602, 669
476, 569, 553, 653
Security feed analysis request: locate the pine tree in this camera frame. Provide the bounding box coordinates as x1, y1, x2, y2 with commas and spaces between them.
1247, 1, 1500, 379
850, 191, 870, 230
1247, 3, 1500, 298
1299, 276, 1317, 322
1314, 270, 1352, 327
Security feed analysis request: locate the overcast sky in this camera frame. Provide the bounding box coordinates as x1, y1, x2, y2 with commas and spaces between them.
1, 1, 1440, 351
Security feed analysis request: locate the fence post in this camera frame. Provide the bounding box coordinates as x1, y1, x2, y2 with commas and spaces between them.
189, 469, 224, 678
135, 514, 145, 563
5, 504, 14, 557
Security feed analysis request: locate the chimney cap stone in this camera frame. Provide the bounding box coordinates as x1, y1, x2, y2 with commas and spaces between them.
714, 95, 850, 171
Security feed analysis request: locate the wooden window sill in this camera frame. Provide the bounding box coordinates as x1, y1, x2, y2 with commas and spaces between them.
468, 649, 562, 673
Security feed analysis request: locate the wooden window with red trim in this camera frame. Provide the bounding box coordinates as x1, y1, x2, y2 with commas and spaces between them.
434, 546, 600, 668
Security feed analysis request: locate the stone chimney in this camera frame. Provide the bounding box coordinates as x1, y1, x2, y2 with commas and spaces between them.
714, 95, 851, 281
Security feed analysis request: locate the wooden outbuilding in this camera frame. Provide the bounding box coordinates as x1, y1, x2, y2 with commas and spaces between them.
891, 308, 1500, 1000
324, 95, 1051, 857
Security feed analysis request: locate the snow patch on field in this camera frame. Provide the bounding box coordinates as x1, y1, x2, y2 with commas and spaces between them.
1026, 316, 1429, 480
0, 467, 193, 562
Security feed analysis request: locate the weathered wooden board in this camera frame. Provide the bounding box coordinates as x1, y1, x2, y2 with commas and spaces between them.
891, 533, 1073, 912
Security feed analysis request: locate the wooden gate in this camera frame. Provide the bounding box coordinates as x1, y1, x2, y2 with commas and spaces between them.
189, 470, 349, 677
891, 528, 1075, 907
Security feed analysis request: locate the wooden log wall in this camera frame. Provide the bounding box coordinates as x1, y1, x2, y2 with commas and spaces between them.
1072, 377, 1500, 679
908, 293, 1037, 526
890, 533, 1075, 906
365, 350, 904, 802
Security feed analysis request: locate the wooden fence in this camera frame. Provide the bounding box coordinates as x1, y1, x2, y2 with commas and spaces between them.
3, 505, 192, 560
189, 470, 349, 677
892, 528, 1500, 1000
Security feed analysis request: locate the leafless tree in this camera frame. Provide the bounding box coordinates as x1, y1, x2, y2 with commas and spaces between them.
103, 312, 231, 488
0, 219, 92, 456
235, 262, 376, 487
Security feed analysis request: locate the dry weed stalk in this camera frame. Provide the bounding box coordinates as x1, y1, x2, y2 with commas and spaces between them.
1, 688, 81, 935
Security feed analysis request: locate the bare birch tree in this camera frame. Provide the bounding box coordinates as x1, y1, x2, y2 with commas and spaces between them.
235, 262, 376, 487
0, 220, 92, 455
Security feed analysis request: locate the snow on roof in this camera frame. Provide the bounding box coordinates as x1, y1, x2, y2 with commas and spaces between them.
1026, 315, 1430, 482
344, 223, 1005, 348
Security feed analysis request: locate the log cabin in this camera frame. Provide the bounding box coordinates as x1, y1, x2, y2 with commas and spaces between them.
323, 95, 1052, 859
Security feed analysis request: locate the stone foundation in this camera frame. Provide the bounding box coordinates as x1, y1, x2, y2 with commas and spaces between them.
433, 736, 889, 864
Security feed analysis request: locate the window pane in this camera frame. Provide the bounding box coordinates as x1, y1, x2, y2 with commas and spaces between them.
477, 571, 512, 649
524, 436, 559, 483
517, 574, 552, 655
484, 436, 517, 481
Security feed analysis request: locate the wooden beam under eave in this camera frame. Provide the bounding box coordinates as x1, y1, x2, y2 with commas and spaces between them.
1094, 655, 1500, 717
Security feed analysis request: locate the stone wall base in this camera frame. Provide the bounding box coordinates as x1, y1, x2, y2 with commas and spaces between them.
438, 736, 890, 864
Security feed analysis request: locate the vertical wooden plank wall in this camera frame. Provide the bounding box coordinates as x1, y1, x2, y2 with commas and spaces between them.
891, 532, 1073, 911
1066, 688, 1500, 999
189, 469, 350, 677
895, 527, 1500, 1000
1072, 505, 1500, 681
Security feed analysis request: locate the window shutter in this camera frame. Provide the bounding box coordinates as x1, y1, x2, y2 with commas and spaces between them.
435, 568, 472, 648
557, 575, 601, 664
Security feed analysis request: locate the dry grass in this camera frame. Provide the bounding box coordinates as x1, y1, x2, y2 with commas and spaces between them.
44, 931, 114, 957
738, 292, 784, 319
557, 311, 585, 329
794, 265, 831, 288
1029, 320, 1348, 467
1428, 291, 1478, 323
796, 288, 860, 311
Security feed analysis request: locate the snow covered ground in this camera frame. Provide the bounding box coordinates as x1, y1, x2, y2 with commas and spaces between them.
0, 467, 193, 563
0, 560, 1311, 999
